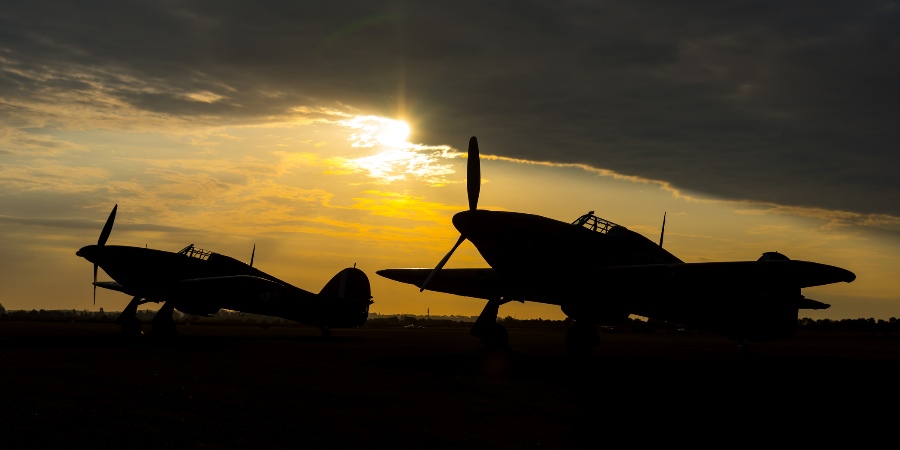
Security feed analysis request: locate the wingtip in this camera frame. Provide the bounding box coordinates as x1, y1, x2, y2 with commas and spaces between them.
839, 267, 856, 283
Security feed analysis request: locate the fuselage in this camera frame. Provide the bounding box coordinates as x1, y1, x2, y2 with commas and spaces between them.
445, 209, 854, 341
76, 244, 282, 292
75, 244, 370, 328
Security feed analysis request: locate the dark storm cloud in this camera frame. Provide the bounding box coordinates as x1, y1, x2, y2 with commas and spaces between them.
2, 0, 899, 216
0, 214, 186, 234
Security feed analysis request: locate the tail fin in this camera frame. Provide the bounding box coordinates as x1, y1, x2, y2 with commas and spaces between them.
318, 267, 372, 328
319, 267, 372, 301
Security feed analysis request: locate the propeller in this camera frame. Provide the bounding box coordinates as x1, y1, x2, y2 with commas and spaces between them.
420, 137, 480, 291
467, 136, 480, 211
250, 243, 256, 268
94, 204, 117, 304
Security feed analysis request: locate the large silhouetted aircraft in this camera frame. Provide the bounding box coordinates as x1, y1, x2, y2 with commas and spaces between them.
377, 136, 856, 353
76, 205, 373, 335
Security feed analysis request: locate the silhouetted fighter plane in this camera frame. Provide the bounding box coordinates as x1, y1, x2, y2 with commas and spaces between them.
377, 137, 856, 353
76, 205, 373, 335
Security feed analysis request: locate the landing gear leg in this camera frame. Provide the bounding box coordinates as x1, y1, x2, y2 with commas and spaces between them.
470, 298, 510, 351
565, 321, 599, 355
115, 296, 144, 336
151, 301, 177, 336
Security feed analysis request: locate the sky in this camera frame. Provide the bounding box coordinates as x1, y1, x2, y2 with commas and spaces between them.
1, 1, 898, 320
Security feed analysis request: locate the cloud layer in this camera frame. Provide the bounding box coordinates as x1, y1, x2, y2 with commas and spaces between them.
2, 1, 898, 217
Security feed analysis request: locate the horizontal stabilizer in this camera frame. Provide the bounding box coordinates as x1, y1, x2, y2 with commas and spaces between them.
797, 297, 830, 310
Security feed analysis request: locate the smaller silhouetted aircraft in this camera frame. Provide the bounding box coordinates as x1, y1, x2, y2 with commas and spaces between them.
76, 205, 373, 336
377, 136, 857, 353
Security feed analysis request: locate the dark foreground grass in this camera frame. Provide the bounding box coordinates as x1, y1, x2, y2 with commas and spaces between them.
1, 321, 897, 449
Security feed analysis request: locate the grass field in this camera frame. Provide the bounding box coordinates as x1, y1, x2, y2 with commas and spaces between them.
1, 321, 897, 449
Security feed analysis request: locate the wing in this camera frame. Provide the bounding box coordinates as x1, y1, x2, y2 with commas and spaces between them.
380, 260, 854, 345
377, 268, 503, 300
94, 276, 310, 302
592, 260, 856, 290
175, 275, 290, 296
378, 260, 854, 305
590, 260, 855, 314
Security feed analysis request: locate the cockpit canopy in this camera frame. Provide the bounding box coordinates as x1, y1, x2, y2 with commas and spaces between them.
571, 211, 623, 234
758, 251, 790, 261
177, 244, 211, 260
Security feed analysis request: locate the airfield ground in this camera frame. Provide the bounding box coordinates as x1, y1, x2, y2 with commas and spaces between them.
1, 321, 897, 449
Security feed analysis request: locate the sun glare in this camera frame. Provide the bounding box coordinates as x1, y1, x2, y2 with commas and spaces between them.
342, 116, 411, 149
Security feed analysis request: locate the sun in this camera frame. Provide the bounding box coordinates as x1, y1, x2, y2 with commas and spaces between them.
338, 115, 456, 184
375, 120, 410, 148
343, 116, 411, 149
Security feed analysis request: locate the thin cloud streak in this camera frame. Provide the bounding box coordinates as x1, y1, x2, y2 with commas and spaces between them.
481, 153, 900, 235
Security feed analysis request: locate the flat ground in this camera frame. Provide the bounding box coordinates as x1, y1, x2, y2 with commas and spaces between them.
1, 321, 898, 449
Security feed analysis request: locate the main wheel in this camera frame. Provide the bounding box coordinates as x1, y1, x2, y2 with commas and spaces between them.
150, 302, 178, 336
565, 322, 599, 355
482, 322, 509, 351
118, 317, 143, 336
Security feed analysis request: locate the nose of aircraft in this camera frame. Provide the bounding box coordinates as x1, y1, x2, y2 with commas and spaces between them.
453, 209, 514, 239
452, 209, 486, 237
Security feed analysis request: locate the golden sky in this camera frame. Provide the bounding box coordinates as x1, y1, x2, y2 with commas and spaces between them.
1, 111, 896, 320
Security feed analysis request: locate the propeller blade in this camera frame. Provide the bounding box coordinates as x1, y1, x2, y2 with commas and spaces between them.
420, 234, 466, 292
422, 137, 479, 291
98, 204, 117, 246
93, 263, 98, 305
467, 136, 480, 211
250, 243, 256, 268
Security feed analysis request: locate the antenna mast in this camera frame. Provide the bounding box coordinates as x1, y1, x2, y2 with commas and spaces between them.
659, 212, 666, 247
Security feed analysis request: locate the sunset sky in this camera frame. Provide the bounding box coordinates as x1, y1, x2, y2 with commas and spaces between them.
2, 1, 898, 320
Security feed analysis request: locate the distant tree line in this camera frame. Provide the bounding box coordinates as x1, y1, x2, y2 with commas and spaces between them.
2, 307, 899, 333
797, 317, 900, 333
373, 315, 900, 334
0, 308, 310, 327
